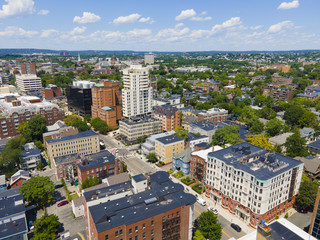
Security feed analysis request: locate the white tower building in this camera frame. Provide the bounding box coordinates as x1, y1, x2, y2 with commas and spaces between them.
122, 65, 153, 118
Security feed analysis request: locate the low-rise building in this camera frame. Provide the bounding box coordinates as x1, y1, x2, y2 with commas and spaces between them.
20, 142, 41, 170
16, 74, 41, 92
10, 170, 30, 189
198, 108, 228, 123
269, 132, 294, 151
262, 86, 295, 102
295, 155, 320, 180
46, 130, 100, 161
141, 131, 175, 155
85, 171, 196, 240
0, 174, 6, 192
52, 153, 81, 181
186, 132, 209, 151
72, 197, 85, 218
300, 127, 316, 143
205, 143, 303, 227
41, 84, 62, 99
190, 121, 226, 140
172, 148, 192, 175
119, 117, 161, 143
0, 188, 28, 240
155, 134, 185, 164
308, 140, 320, 155
77, 150, 123, 186
153, 104, 181, 132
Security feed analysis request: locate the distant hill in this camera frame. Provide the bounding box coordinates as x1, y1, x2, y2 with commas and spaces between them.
0, 48, 319, 55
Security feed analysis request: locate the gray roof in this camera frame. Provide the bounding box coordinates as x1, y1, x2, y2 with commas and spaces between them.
156, 134, 183, 145
268, 221, 303, 240
106, 173, 130, 186
269, 132, 294, 146
132, 174, 146, 183
308, 140, 320, 150
46, 130, 98, 144
190, 121, 226, 131
88, 171, 196, 233
295, 156, 320, 174
0, 217, 27, 239
0, 175, 5, 185
194, 142, 212, 150
72, 197, 84, 207
0, 190, 25, 219
300, 127, 315, 138
174, 148, 192, 163
19, 143, 40, 158
187, 132, 208, 142
54, 153, 81, 165
208, 142, 303, 180
77, 150, 116, 171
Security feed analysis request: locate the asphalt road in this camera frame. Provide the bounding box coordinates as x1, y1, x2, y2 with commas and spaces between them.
194, 201, 246, 240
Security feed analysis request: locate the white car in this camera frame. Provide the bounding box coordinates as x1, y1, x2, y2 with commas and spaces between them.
208, 206, 218, 215
197, 198, 206, 206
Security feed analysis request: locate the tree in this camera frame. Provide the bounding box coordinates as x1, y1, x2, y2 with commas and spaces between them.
284, 105, 304, 127
23, 115, 46, 142
247, 118, 264, 134
258, 107, 276, 120
266, 118, 284, 137
174, 126, 188, 139
73, 120, 90, 132
137, 135, 148, 144
20, 176, 55, 208
296, 181, 320, 207
299, 109, 318, 128
211, 125, 241, 145
146, 152, 158, 163
193, 229, 206, 240
247, 134, 273, 151
284, 133, 308, 157
194, 211, 222, 240
91, 117, 109, 133
81, 175, 98, 190
84, 114, 92, 123
273, 144, 282, 154
64, 114, 82, 126
33, 214, 60, 240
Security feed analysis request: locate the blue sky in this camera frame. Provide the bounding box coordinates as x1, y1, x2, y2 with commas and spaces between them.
0, 0, 319, 51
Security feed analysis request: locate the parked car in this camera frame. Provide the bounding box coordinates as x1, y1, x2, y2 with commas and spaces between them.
54, 184, 63, 189
57, 200, 69, 207
301, 206, 311, 213
197, 198, 206, 206
208, 206, 218, 215
231, 223, 241, 232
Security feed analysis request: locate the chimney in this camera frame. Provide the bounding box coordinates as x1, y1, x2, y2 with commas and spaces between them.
13, 221, 17, 227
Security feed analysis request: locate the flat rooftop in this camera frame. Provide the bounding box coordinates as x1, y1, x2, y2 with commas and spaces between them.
78, 150, 116, 171
156, 134, 183, 145
46, 130, 98, 144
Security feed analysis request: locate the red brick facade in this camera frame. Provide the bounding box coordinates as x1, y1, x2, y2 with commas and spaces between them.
41, 87, 62, 99
190, 154, 206, 184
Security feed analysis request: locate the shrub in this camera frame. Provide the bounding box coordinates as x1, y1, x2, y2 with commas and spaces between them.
284, 213, 289, 219
159, 161, 165, 166
174, 171, 184, 178
181, 177, 195, 186
192, 183, 205, 194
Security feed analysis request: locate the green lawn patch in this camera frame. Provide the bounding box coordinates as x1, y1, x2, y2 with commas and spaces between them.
181, 176, 195, 186
192, 183, 205, 194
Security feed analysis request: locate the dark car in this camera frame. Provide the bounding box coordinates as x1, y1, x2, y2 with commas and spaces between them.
57, 200, 68, 207
231, 223, 241, 232
54, 184, 64, 189
301, 206, 311, 213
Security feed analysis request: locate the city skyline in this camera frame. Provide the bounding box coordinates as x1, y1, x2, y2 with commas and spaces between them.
0, 0, 319, 51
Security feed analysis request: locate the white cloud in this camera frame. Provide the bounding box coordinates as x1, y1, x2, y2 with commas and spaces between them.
70, 26, 87, 35
127, 28, 152, 37
212, 17, 242, 34
277, 0, 299, 10
38, 9, 49, 15
73, 12, 101, 24
112, 13, 141, 25
175, 23, 184, 28
40, 29, 58, 38
0, 0, 35, 18
268, 20, 294, 33
191, 16, 212, 21
175, 9, 196, 21
157, 24, 190, 41
250, 25, 263, 30
138, 17, 154, 24
0, 26, 37, 37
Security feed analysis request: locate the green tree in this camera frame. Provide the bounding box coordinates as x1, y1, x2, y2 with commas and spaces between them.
258, 107, 276, 120
193, 229, 206, 240
194, 211, 222, 240
91, 117, 109, 133
20, 176, 55, 208
137, 135, 148, 144
26, 115, 47, 142
84, 114, 92, 123
247, 134, 273, 151
33, 214, 60, 240
64, 114, 82, 126
81, 175, 98, 189
299, 109, 318, 128
211, 125, 241, 145
247, 118, 264, 134
273, 144, 282, 154
146, 152, 158, 163
73, 120, 90, 132
284, 105, 304, 127
266, 118, 284, 137
174, 126, 188, 139
296, 181, 320, 207
284, 133, 308, 157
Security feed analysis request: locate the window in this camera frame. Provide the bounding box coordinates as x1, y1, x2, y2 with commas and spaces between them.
115, 231, 118, 237
105, 235, 109, 240
151, 220, 154, 226
129, 229, 132, 234
162, 216, 166, 222
135, 226, 138, 232
120, 229, 123, 235
135, 236, 138, 240
143, 223, 145, 229
143, 232, 146, 238
151, 229, 154, 235
177, 212, 180, 217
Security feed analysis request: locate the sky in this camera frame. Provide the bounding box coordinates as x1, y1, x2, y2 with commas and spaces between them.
0, 0, 319, 51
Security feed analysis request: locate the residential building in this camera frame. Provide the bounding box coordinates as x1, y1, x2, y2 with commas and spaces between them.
144, 52, 155, 65
295, 156, 320, 180
122, 65, 153, 118
186, 132, 209, 151
190, 146, 223, 184
66, 80, 96, 116
308, 140, 320, 155
197, 108, 228, 123
72, 197, 85, 218
20, 62, 36, 74
20, 142, 41, 170
192, 81, 219, 94
10, 170, 30, 189
0, 73, 13, 84
153, 104, 181, 132
269, 132, 294, 151
0, 174, 6, 192
190, 121, 226, 140
77, 150, 123, 186
41, 84, 62, 99
119, 117, 161, 143
155, 134, 185, 164
52, 153, 81, 181
262, 86, 295, 102
0, 188, 28, 240
91, 81, 122, 128
300, 127, 316, 143
46, 130, 100, 161
85, 171, 196, 240
194, 142, 212, 151
0, 95, 64, 138
259, 64, 291, 73
172, 148, 192, 175
16, 74, 41, 92
0, 84, 15, 93
141, 131, 175, 155
310, 187, 320, 239
43, 125, 78, 144
238, 218, 317, 240
205, 143, 303, 227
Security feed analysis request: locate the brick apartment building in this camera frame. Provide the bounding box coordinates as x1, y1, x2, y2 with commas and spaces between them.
77, 150, 123, 185
0, 95, 64, 138
85, 171, 196, 240
91, 81, 122, 128
41, 84, 62, 99
20, 62, 36, 75
262, 86, 295, 102
153, 104, 181, 132
205, 143, 303, 227
192, 81, 219, 94
197, 108, 228, 123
